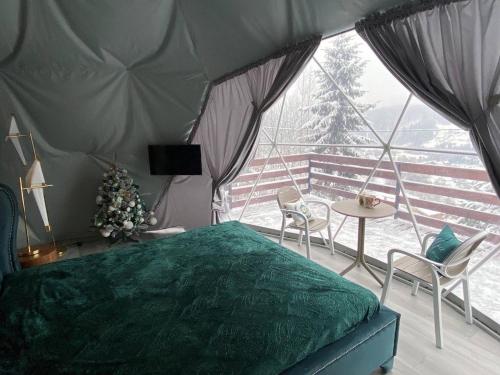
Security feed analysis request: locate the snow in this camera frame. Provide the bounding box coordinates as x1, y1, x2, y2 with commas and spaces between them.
229, 195, 500, 323
423, 123, 473, 151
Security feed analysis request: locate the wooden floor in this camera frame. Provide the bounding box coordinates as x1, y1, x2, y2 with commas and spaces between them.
274, 237, 500, 375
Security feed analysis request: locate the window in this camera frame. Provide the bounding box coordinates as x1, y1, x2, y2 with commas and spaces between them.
228, 31, 500, 325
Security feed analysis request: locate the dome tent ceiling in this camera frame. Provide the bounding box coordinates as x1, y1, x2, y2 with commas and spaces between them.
0, 0, 410, 241
0, 0, 412, 81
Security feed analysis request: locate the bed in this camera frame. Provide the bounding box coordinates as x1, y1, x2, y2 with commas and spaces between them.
0, 186, 399, 374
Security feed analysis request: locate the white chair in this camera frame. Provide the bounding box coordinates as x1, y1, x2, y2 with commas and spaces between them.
381, 230, 488, 348
277, 187, 334, 259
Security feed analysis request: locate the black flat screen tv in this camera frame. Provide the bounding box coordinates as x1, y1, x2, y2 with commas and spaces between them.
148, 145, 202, 175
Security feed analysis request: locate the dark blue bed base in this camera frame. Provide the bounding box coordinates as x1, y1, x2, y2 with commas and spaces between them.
0, 183, 21, 286
284, 306, 400, 375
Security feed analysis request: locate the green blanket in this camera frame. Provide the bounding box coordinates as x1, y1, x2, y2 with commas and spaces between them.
0, 221, 379, 374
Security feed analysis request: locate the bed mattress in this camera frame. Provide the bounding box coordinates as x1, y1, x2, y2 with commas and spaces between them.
0, 221, 379, 374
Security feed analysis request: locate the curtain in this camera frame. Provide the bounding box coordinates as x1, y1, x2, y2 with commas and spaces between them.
356, 0, 500, 196
155, 37, 320, 228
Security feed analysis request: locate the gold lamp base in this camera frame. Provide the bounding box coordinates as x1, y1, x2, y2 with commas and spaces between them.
18, 243, 64, 269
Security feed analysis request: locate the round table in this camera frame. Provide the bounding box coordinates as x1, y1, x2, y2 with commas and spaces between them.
331, 199, 396, 286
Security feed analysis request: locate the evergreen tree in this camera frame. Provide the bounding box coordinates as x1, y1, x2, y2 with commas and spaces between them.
93, 166, 157, 240
301, 34, 372, 155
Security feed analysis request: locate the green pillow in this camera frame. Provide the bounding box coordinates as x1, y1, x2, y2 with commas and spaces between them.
426, 225, 462, 263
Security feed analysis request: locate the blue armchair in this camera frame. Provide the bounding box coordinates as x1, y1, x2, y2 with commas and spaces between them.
0, 183, 20, 284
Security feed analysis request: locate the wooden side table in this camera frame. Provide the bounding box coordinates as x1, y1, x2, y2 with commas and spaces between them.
331, 199, 396, 286
18, 243, 64, 269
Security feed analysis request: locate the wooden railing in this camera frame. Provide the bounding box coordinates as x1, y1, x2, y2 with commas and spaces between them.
230, 153, 500, 244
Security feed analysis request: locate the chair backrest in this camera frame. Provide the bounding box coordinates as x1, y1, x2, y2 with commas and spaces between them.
277, 187, 301, 219
276, 187, 300, 209
441, 231, 488, 278
0, 183, 21, 280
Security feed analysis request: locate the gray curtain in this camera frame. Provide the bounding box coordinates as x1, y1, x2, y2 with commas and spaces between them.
356, 0, 500, 196
156, 37, 320, 228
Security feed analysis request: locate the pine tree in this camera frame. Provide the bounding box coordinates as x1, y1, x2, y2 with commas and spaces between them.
93, 166, 157, 240
301, 34, 372, 156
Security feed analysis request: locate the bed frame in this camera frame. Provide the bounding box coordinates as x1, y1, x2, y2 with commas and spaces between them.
285, 306, 399, 374
0, 183, 20, 281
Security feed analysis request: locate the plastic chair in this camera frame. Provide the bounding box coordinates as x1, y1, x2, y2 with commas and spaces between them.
381, 230, 488, 348
277, 187, 334, 259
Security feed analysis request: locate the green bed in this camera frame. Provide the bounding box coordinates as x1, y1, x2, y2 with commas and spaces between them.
0, 221, 397, 374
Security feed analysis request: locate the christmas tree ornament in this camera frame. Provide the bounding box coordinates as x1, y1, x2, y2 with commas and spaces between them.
93, 166, 157, 241
123, 221, 134, 230
100, 229, 111, 238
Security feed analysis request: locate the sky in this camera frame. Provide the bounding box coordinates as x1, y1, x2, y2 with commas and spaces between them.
322, 30, 411, 108
301, 30, 413, 109
357, 41, 411, 107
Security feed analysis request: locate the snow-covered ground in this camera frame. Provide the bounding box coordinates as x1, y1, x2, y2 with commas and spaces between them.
229, 195, 500, 323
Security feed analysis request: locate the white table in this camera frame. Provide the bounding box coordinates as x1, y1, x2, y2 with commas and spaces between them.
331, 199, 396, 286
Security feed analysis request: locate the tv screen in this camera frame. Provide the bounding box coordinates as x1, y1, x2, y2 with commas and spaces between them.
148, 145, 202, 175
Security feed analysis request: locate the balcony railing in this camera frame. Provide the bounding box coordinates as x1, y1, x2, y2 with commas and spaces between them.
229, 153, 500, 244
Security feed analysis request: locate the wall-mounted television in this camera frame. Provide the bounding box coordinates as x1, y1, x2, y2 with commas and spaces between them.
148, 145, 202, 175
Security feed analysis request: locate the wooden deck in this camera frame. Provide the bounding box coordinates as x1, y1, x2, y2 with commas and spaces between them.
274, 236, 500, 375
230, 153, 500, 243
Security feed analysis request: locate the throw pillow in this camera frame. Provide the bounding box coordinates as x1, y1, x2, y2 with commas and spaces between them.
426, 225, 462, 263
284, 199, 313, 226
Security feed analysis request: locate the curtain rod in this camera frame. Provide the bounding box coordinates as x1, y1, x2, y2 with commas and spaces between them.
322, 26, 356, 41
355, 0, 467, 30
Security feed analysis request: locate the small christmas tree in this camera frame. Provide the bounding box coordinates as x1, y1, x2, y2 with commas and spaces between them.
93, 166, 157, 240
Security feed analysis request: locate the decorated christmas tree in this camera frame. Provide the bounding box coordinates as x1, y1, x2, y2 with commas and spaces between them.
93, 166, 157, 240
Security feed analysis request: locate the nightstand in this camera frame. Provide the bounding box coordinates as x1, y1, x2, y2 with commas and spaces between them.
18, 243, 65, 269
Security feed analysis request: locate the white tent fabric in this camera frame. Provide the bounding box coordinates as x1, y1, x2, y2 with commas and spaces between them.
0, 0, 410, 241
159, 42, 322, 229
161, 56, 288, 228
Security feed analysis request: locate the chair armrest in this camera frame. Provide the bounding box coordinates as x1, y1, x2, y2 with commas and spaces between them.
303, 200, 331, 222
389, 248, 474, 278
387, 248, 445, 283
280, 209, 310, 230
387, 248, 444, 268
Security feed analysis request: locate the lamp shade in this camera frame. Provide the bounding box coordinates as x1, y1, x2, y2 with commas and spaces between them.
6, 116, 27, 165
26, 160, 50, 229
